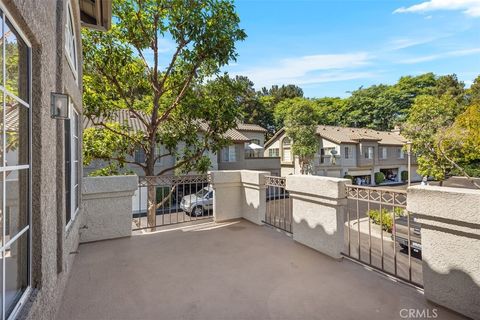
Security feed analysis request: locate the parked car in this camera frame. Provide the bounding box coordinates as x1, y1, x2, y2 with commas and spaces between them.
393, 215, 422, 255
180, 186, 213, 217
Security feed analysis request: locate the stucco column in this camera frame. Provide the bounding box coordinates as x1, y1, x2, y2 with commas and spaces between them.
210, 170, 270, 224
81, 175, 138, 243
240, 170, 269, 225
407, 186, 480, 320
210, 171, 243, 222
286, 175, 349, 259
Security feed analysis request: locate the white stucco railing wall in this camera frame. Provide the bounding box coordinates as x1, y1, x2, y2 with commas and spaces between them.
81, 175, 138, 243
286, 175, 350, 259
407, 185, 480, 320
210, 170, 269, 225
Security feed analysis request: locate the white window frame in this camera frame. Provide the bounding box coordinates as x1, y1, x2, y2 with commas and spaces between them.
282, 137, 292, 163
364, 146, 374, 159
0, 5, 33, 320
65, 1, 78, 80
381, 147, 388, 159
269, 148, 279, 157
221, 145, 236, 162
66, 105, 80, 229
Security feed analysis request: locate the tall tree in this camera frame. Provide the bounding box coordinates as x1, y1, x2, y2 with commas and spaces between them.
82, 0, 246, 229
403, 94, 466, 183
437, 102, 480, 187
283, 99, 319, 174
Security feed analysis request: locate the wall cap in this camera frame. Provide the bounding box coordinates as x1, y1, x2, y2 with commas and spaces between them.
82, 175, 138, 196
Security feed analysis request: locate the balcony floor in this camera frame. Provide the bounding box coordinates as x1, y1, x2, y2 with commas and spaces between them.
57, 219, 464, 320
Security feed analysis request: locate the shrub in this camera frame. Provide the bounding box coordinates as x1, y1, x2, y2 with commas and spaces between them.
367, 209, 393, 232
401, 170, 408, 181
343, 174, 353, 183
374, 172, 385, 185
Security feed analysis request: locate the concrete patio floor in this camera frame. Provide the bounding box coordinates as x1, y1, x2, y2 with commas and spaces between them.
57, 219, 465, 320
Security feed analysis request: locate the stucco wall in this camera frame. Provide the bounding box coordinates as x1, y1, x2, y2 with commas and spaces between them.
81, 176, 138, 243
407, 186, 480, 319
210, 170, 269, 225
286, 175, 349, 259
1, 0, 85, 319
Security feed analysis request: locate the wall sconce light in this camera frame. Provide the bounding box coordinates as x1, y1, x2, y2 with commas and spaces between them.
50, 92, 70, 119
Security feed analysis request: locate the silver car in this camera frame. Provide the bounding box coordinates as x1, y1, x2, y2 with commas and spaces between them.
180, 186, 213, 217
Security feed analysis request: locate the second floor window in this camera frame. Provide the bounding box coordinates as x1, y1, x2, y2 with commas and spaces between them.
364, 147, 374, 159
344, 146, 350, 159
269, 148, 279, 157
381, 147, 388, 159
221, 145, 236, 162
398, 148, 405, 159
282, 137, 292, 162
135, 149, 146, 163
65, 2, 78, 77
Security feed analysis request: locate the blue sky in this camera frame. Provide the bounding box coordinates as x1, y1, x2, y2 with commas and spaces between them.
223, 0, 480, 98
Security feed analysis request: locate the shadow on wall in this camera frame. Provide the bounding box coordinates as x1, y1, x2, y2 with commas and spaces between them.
420, 219, 480, 320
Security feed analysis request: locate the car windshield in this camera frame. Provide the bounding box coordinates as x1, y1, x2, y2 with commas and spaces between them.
195, 188, 209, 198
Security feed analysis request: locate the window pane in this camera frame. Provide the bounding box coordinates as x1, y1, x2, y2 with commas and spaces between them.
5, 231, 29, 317
0, 12, 4, 86
5, 19, 29, 103
5, 96, 29, 167
0, 173, 3, 247
5, 169, 29, 241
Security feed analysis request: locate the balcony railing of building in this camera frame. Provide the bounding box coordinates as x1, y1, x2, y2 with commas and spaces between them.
343, 185, 422, 287
132, 174, 212, 231
264, 176, 292, 233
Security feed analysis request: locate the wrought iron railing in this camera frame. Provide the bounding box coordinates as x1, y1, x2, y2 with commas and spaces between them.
343, 185, 422, 287
133, 174, 212, 231
264, 176, 292, 233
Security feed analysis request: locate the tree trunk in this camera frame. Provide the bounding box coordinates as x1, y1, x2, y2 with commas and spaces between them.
146, 146, 156, 231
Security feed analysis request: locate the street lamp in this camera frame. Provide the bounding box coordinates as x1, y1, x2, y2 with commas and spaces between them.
406, 141, 412, 187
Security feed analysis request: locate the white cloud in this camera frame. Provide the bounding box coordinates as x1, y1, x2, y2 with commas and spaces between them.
232, 53, 372, 87
400, 47, 480, 64
394, 0, 480, 17
387, 36, 441, 50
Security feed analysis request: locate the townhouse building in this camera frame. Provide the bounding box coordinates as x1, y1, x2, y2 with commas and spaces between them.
84, 112, 280, 176
265, 125, 421, 185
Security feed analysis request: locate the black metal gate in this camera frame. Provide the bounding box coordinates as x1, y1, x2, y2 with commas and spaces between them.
343, 185, 423, 288
132, 174, 212, 231
264, 176, 292, 233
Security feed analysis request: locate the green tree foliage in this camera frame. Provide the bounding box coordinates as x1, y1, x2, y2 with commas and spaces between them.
283, 100, 319, 174
261, 84, 304, 103
466, 75, 480, 103
437, 103, 480, 184
403, 94, 466, 182
82, 0, 246, 177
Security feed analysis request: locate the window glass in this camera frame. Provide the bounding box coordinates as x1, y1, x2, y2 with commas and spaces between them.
5, 231, 28, 316
228, 145, 236, 162
65, 3, 78, 75
344, 147, 349, 159
4, 96, 29, 167
5, 169, 29, 241
0, 11, 31, 319
5, 20, 29, 103
282, 138, 292, 162
135, 149, 146, 163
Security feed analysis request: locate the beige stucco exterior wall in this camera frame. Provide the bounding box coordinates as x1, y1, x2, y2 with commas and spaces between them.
407, 186, 480, 320
210, 170, 269, 225
80, 176, 138, 243
286, 175, 349, 259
